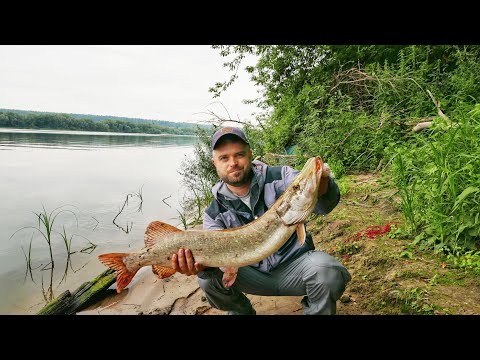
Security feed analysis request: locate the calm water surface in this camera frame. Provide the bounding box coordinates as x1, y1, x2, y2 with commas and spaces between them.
0, 128, 199, 314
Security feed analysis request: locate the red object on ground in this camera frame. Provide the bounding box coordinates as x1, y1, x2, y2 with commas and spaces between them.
344, 222, 397, 243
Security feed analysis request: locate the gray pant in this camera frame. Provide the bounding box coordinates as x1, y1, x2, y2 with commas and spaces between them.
197, 250, 352, 315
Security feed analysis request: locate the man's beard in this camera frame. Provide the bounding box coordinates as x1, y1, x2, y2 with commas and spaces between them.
220, 165, 253, 187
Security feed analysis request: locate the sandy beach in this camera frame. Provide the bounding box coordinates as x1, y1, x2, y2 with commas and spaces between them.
77, 264, 367, 315
78, 265, 308, 315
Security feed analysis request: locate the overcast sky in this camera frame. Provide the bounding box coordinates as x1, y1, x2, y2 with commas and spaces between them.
0, 45, 260, 124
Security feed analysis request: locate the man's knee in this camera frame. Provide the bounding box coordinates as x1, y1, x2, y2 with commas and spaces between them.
197, 276, 210, 291
197, 271, 237, 298
197, 275, 223, 293
304, 251, 351, 298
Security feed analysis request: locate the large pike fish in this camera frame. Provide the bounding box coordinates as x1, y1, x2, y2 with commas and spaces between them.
99, 156, 324, 293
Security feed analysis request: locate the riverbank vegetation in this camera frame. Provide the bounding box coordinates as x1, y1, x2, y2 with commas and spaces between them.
180, 45, 480, 274
0, 109, 208, 135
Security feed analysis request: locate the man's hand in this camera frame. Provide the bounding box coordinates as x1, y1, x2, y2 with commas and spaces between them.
171, 247, 206, 276
318, 162, 331, 196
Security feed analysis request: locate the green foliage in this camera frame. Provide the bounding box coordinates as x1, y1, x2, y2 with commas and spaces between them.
210, 45, 480, 172
327, 158, 346, 179
398, 288, 436, 315
0, 110, 207, 135
386, 107, 480, 252
386, 223, 408, 240
177, 126, 218, 223
446, 249, 480, 273
243, 122, 266, 158
336, 177, 350, 196
178, 45, 480, 256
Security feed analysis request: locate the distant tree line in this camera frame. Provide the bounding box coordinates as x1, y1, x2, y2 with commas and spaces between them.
0, 108, 204, 130
0, 110, 205, 135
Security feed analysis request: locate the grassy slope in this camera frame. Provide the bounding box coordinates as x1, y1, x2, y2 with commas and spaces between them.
313, 173, 480, 315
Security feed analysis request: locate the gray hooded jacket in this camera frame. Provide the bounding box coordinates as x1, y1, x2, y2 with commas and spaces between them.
199, 159, 340, 275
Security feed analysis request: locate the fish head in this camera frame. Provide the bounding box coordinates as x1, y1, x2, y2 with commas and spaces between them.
276, 156, 323, 225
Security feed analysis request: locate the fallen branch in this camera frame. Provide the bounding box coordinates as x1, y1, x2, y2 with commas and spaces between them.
427, 89, 451, 124
413, 121, 434, 133
36, 268, 116, 315
412, 90, 452, 133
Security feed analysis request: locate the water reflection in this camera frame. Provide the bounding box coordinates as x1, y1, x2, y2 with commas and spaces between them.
0, 128, 198, 149
0, 128, 198, 313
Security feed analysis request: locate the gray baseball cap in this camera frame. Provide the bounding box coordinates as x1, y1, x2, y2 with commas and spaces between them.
210, 127, 249, 150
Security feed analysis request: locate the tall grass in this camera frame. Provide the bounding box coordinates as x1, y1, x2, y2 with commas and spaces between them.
387, 106, 480, 254
176, 181, 214, 230
20, 235, 36, 283
394, 154, 417, 234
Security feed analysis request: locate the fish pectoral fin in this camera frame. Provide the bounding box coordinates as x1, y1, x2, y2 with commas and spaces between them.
220, 267, 239, 289
152, 265, 176, 279
145, 220, 183, 247
296, 223, 306, 246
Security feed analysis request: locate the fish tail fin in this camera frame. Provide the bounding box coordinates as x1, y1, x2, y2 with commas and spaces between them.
98, 253, 138, 293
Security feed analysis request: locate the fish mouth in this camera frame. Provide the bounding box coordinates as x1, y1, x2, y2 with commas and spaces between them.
300, 156, 323, 183
315, 156, 323, 182
315, 157, 322, 172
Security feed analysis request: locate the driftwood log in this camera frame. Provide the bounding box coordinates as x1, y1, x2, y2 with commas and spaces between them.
36, 268, 116, 315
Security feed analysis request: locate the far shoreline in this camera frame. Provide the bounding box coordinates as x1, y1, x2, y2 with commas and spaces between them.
0, 127, 199, 138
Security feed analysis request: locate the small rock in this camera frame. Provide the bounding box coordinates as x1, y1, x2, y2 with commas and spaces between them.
201, 296, 207, 302
340, 294, 351, 303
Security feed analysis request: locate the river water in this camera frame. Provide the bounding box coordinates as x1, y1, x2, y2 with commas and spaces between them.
0, 128, 199, 314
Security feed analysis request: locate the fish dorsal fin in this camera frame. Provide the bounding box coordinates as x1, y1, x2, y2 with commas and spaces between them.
296, 223, 306, 246
144, 220, 183, 247
152, 265, 176, 279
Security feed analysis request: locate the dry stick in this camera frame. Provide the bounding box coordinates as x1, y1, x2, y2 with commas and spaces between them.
91, 216, 99, 231
412, 122, 433, 132
112, 193, 137, 234
413, 90, 452, 133
162, 195, 172, 208
427, 89, 452, 124
195, 101, 266, 131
